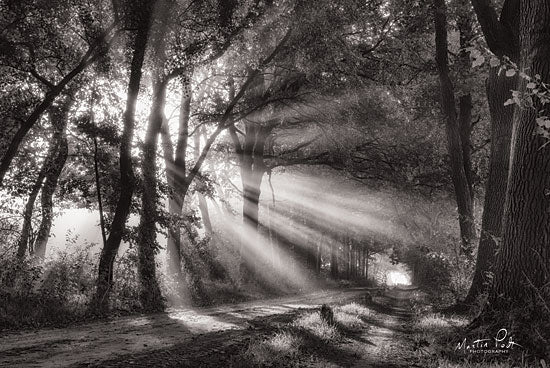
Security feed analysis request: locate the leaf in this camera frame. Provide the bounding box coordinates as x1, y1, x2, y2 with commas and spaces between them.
527, 82, 537, 89
503, 98, 515, 106
489, 58, 500, 67
536, 116, 550, 129
506, 69, 516, 77
472, 55, 485, 68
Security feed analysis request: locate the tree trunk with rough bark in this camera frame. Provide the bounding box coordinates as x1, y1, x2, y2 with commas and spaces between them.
16, 169, 47, 259
136, 0, 173, 312
434, 0, 476, 256
238, 123, 272, 275
93, 5, 153, 311
465, 0, 519, 304
34, 103, 70, 259
485, 0, 550, 314
165, 75, 192, 278
464, 69, 516, 304
195, 126, 213, 235
137, 76, 166, 311
160, 119, 182, 278
17, 99, 71, 259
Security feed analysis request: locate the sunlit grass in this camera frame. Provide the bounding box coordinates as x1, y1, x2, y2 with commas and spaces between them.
335, 302, 372, 318
245, 331, 302, 365
241, 302, 374, 366
414, 313, 468, 330
292, 312, 339, 341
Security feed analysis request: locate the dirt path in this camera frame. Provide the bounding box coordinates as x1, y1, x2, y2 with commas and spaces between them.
0, 288, 369, 367
346, 286, 420, 367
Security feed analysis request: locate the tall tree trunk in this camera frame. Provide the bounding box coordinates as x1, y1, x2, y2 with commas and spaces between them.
344, 236, 350, 280
16, 169, 47, 259
93, 7, 153, 311
160, 119, 182, 278
330, 241, 339, 278
365, 248, 369, 279
34, 103, 70, 259
136, 0, 172, 312
315, 242, 321, 275
350, 242, 356, 278
16, 99, 71, 259
465, 0, 519, 304
238, 123, 272, 275
457, 2, 475, 199
93, 135, 108, 248
485, 1, 550, 314
464, 69, 515, 303
137, 76, 166, 311
361, 247, 366, 278
194, 127, 213, 235
166, 76, 192, 277
434, 0, 476, 255
198, 195, 212, 235
268, 203, 278, 267
161, 74, 209, 302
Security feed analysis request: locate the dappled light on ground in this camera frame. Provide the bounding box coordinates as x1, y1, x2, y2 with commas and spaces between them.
0, 289, 369, 367
166, 310, 242, 332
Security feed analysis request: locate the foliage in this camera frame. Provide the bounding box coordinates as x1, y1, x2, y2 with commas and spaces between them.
0, 249, 94, 329
405, 246, 473, 306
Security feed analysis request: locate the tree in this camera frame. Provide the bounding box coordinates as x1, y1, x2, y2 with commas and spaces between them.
433, 0, 477, 258
136, 0, 174, 312
15, 93, 73, 259
0, 1, 116, 187
33, 97, 71, 259
484, 1, 550, 322
93, 0, 155, 311
464, 0, 519, 304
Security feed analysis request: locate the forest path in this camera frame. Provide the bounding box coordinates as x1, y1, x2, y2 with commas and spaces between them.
345, 286, 420, 367
0, 287, 371, 367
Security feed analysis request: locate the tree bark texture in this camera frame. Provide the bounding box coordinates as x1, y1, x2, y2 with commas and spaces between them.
434, 0, 476, 256
465, 0, 519, 303
33, 102, 70, 259
487, 1, 550, 312
93, 5, 153, 311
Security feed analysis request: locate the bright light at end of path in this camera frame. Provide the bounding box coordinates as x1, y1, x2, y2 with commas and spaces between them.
387, 271, 411, 286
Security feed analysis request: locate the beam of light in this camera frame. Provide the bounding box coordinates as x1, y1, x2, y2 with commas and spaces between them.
265, 185, 406, 242
268, 175, 394, 218
216, 211, 314, 291
260, 204, 335, 257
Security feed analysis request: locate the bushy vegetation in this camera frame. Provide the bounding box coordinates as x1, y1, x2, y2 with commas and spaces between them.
405, 247, 473, 307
